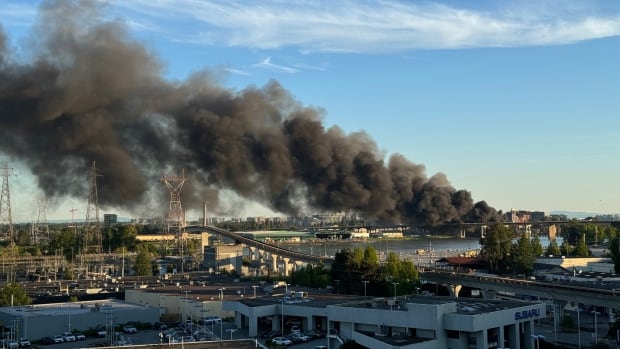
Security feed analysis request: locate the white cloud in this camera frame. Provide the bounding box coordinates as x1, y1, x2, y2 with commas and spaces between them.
224, 67, 252, 76
252, 57, 298, 74
0, 3, 37, 27
114, 0, 620, 52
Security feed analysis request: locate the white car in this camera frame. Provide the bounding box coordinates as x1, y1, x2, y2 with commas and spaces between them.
123, 325, 138, 334
17, 338, 30, 348
200, 316, 222, 325
272, 337, 293, 346
289, 332, 311, 342
62, 332, 76, 342
52, 335, 65, 344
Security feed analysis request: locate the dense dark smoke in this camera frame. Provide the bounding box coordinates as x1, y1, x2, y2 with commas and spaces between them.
0, 0, 499, 225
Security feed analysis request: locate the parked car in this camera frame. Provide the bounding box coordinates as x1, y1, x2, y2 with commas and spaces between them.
154, 322, 168, 330
95, 326, 107, 338
199, 316, 222, 325
122, 324, 138, 334
62, 332, 76, 342
39, 337, 54, 345
304, 329, 326, 338
289, 332, 311, 343
260, 329, 280, 340
311, 346, 328, 349
73, 332, 86, 341
3, 340, 18, 349
52, 335, 65, 344
271, 337, 293, 346
17, 338, 31, 348
290, 325, 301, 333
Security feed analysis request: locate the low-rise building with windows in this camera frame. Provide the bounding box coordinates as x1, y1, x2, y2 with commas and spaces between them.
225, 294, 546, 349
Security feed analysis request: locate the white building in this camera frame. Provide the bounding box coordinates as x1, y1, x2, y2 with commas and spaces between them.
0, 299, 160, 340
225, 294, 546, 349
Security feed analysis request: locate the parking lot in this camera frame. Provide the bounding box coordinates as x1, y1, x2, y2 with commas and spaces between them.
29, 322, 329, 349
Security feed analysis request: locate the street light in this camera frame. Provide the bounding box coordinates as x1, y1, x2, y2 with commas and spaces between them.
334, 280, 341, 295
531, 334, 545, 349
392, 282, 399, 299
227, 328, 238, 340
281, 298, 285, 337
546, 294, 557, 346
362, 280, 369, 296
218, 288, 225, 301
252, 285, 259, 298
591, 310, 601, 344
576, 308, 581, 349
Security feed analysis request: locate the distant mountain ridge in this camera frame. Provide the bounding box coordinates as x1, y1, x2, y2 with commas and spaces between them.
550, 210, 616, 219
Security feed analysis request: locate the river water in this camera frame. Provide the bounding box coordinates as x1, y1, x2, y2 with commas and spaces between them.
278, 237, 480, 267
277, 236, 562, 267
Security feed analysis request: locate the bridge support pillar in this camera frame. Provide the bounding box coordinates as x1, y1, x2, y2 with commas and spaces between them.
270, 254, 279, 273
282, 257, 291, 276
448, 284, 462, 297
480, 225, 487, 238
482, 289, 496, 300
460, 229, 466, 239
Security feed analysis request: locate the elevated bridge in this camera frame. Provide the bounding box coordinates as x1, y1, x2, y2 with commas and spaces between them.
421, 269, 620, 309
184, 225, 334, 265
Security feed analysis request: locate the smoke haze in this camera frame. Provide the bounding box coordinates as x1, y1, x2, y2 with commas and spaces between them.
0, 0, 499, 225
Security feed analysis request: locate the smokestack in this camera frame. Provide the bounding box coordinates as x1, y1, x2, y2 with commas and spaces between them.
0, 1, 499, 226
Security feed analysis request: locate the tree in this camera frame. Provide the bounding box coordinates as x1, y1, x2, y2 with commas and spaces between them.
610, 237, 620, 273
512, 234, 535, 275
0, 282, 31, 306
134, 244, 153, 276
546, 239, 561, 256
531, 236, 544, 257
479, 223, 515, 274
573, 233, 589, 257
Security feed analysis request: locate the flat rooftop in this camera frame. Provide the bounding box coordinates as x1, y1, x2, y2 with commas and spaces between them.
0, 299, 145, 318
327, 295, 537, 315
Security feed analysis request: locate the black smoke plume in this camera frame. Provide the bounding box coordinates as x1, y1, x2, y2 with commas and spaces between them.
0, 0, 499, 225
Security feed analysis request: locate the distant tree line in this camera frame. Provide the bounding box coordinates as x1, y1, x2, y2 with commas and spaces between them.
479, 222, 620, 275
290, 246, 421, 297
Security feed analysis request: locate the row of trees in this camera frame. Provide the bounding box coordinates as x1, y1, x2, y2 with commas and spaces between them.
291, 246, 421, 297
480, 222, 620, 275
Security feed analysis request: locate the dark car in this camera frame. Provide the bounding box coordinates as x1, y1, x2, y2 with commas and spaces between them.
304, 329, 326, 338
261, 329, 280, 340
154, 322, 169, 330
40, 337, 54, 345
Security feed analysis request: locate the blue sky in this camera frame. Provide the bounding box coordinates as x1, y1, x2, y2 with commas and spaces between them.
1, 0, 619, 221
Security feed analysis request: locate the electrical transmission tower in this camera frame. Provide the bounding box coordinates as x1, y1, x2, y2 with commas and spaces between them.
0, 162, 15, 243
32, 196, 49, 244
161, 169, 187, 272
161, 169, 187, 233
85, 161, 102, 253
